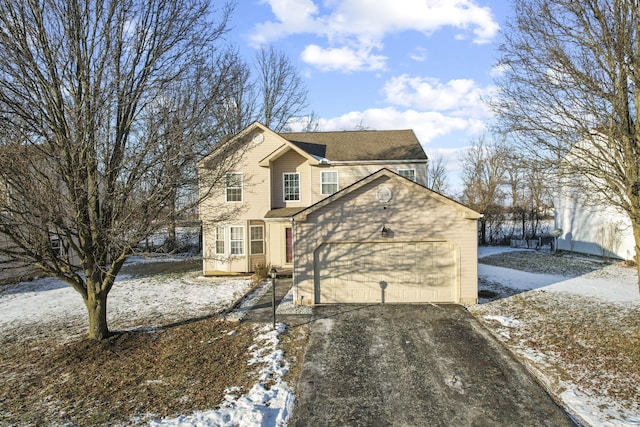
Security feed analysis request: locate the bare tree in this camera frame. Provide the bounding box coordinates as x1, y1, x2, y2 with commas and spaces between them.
459, 135, 508, 244
492, 0, 640, 289
255, 45, 309, 132
426, 155, 450, 195
212, 49, 257, 141
0, 0, 239, 339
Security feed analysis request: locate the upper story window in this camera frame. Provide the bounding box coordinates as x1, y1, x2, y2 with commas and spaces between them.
398, 169, 416, 181
225, 172, 243, 202
283, 173, 300, 201
321, 171, 339, 195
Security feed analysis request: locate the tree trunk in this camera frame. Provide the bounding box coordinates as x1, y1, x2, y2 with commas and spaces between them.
633, 220, 640, 295
85, 291, 110, 340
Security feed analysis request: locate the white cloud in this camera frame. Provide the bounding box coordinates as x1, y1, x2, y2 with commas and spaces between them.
288, 107, 485, 144
409, 47, 428, 62
251, 0, 321, 45
301, 44, 387, 72
250, 0, 500, 71
383, 74, 492, 117
490, 63, 510, 78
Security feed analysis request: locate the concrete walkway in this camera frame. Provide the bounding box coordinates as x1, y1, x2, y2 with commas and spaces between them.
240, 277, 307, 323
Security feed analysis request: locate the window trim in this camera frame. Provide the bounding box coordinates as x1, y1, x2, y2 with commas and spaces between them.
398, 168, 416, 181
283, 172, 300, 202
229, 225, 245, 255
214, 226, 225, 255
225, 172, 243, 203
249, 225, 264, 255
320, 170, 339, 195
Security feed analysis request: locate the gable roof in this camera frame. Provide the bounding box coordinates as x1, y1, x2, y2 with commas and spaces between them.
200, 123, 428, 169
280, 129, 428, 162
292, 168, 481, 222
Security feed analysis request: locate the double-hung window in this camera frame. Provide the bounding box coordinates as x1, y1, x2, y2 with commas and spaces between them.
320, 171, 339, 195
214, 226, 225, 254
229, 226, 244, 255
398, 169, 416, 181
283, 173, 300, 201
226, 172, 243, 202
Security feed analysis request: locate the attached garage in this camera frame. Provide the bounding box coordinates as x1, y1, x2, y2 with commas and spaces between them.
315, 241, 457, 303
292, 169, 481, 306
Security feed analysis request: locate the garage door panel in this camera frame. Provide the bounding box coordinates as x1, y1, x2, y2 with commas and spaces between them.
315, 241, 457, 304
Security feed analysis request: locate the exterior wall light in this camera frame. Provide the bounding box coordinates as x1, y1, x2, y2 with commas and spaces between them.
381, 226, 389, 238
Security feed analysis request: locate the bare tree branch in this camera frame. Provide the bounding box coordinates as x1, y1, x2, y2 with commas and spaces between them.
0, 0, 239, 339
492, 0, 640, 289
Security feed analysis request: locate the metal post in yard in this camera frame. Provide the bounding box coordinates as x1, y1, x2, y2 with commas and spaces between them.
270, 267, 278, 330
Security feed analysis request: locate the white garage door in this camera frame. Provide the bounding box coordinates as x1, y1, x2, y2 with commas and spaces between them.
315, 241, 457, 304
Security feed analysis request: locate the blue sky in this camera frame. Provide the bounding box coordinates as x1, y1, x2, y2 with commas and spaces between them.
226, 0, 510, 194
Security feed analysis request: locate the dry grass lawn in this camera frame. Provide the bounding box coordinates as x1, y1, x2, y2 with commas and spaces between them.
0, 319, 261, 426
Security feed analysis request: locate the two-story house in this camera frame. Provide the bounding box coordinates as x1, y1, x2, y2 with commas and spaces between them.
199, 122, 481, 305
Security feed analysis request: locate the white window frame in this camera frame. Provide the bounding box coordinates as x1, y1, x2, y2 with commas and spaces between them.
398, 168, 416, 181
283, 172, 300, 202
214, 226, 225, 255
229, 226, 245, 255
225, 172, 243, 203
320, 170, 339, 195
250, 225, 264, 255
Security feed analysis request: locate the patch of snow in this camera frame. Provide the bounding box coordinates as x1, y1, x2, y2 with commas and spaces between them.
0, 273, 253, 331
478, 246, 530, 258
560, 388, 640, 427
276, 288, 313, 315
478, 263, 639, 304
222, 280, 271, 322
476, 253, 640, 426
149, 324, 294, 427
483, 315, 521, 328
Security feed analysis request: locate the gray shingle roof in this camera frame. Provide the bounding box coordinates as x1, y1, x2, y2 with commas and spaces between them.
279, 129, 427, 162
264, 207, 307, 218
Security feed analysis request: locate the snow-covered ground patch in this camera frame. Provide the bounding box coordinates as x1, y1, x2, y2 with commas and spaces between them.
473, 248, 640, 426
0, 261, 297, 426
149, 324, 294, 427
0, 271, 253, 333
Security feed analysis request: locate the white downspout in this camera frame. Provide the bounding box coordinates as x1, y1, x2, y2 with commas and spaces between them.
291, 217, 296, 303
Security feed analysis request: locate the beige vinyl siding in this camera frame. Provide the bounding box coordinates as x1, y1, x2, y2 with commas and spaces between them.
293, 174, 478, 305
309, 162, 428, 204
200, 126, 285, 273
270, 150, 310, 208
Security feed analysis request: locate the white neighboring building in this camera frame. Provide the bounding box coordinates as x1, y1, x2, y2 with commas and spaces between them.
555, 190, 635, 260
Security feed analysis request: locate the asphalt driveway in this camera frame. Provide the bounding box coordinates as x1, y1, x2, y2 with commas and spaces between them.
288, 304, 575, 427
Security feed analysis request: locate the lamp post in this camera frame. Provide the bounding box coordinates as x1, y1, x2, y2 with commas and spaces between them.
270, 266, 278, 330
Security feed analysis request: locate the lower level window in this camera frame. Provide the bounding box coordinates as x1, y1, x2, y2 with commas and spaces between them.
229, 226, 244, 255
214, 226, 225, 254
250, 225, 264, 255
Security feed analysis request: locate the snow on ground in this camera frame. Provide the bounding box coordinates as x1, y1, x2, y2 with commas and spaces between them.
149, 324, 295, 427
474, 247, 640, 426
3, 249, 639, 426
477, 249, 640, 304
0, 267, 295, 426
0, 272, 253, 332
